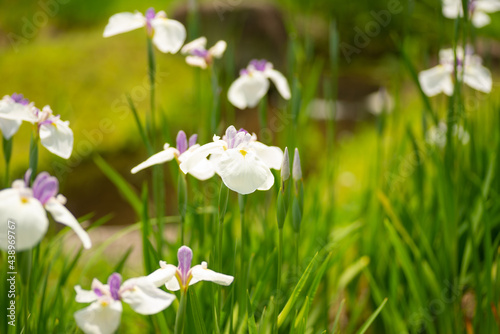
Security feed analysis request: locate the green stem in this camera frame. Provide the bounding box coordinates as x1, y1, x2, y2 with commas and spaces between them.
210, 64, 220, 135
276, 227, 284, 333
178, 172, 188, 246
217, 182, 229, 327
295, 231, 299, 276
147, 37, 156, 144
174, 290, 187, 334
29, 134, 39, 182
238, 193, 246, 319
258, 98, 267, 131
2, 136, 12, 188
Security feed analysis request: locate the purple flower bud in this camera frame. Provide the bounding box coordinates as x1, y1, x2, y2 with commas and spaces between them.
293, 148, 302, 180
108, 273, 122, 301
177, 246, 193, 284
32, 172, 59, 205
281, 147, 290, 181
176, 130, 188, 154
188, 134, 198, 147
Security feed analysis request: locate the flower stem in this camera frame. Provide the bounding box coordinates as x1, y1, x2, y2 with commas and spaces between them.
29, 133, 39, 183
238, 193, 247, 319
178, 172, 188, 246
174, 290, 187, 334
210, 64, 220, 135
275, 227, 284, 333
217, 182, 229, 326
258, 97, 267, 131
2, 136, 12, 188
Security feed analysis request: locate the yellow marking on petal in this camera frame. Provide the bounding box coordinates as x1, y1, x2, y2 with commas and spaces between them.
100, 300, 109, 307
20, 197, 29, 204
240, 150, 247, 157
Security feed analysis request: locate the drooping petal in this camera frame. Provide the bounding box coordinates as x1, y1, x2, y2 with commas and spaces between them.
442, 0, 462, 18
103, 12, 145, 38
475, 0, 500, 12
185, 56, 208, 69
44, 198, 92, 249
75, 286, 99, 303
120, 278, 176, 315
418, 65, 454, 97
131, 147, 177, 174
256, 167, 275, 191
147, 261, 177, 287
209, 40, 227, 58
228, 73, 270, 109
165, 276, 181, 291
214, 149, 272, 194
178, 147, 215, 180
264, 68, 291, 100
0, 189, 49, 251
179, 140, 226, 175
74, 298, 122, 334
0, 101, 37, 122
471, 11, 491, 28
0, 118, 22, 140
463, 63, 492, 93
39, 119, 74, 159
189, 262, 234, 287
249, 141, 284, 170
151, 18, 186, 53
181, 36, 207, 54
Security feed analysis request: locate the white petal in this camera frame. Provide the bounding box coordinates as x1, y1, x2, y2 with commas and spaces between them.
214, 149, 272, 194
103, 12, 145, 38
442, 0, 462, 18
257, 167, 275, 191
208, 41, 227, 58
185, 56, 208, 69
39, 119, 73, 159
0, 102, 37, 122
228, 73, 269, 109
165, 276, 181, 291
190, 263, 234, 287
264, 68, 291, 100
131, 147, 177, 174
151, 18, 186, 53
0, 118, 22, 139
181, 36, 207, 54
120, 278, 176, 315
147, 262, 177, 287
179, 140, 226, 175
418, 65, 454, 97
463, 64, 492, 93
472, 11, 491, 28
475, 0, 500, 12
178, 148, 215, 180
0, 189, 48, 251
74, 298, 122, 334
45, 198, 92, 249
249, 141, 284, 170
75, 286, 99, 303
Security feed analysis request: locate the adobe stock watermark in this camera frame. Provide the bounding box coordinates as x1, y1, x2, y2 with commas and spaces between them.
7, 0, 71, 53
6, 220, 17, 327
340, 0, 403, 64
213, 0, 243, 21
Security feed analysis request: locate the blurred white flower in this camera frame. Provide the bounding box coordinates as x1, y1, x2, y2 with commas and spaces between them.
443, 0, 500, 28
418, 47, 492, 97
0, 93, 37, 139
103, 8, 186, 54
74, 273, 175, 334
131, 130, 215, 180
147, 245, 234, 291
180, 126, 283, 194
36, 105, 73, 159
0, 170, 91, 251
228, 59, 291, 109
181, 37, 226, 69
426, 122, 470, 148
365, 88, 394, 115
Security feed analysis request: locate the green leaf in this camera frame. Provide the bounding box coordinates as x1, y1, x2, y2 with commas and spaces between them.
354, 298, 388, 334
331, 299, 345, 334
94, 154, 142, 216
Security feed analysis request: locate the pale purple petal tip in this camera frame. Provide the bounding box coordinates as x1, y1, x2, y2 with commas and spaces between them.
24, 169, 32, 187
32, 172, 59, 205
108, 273, 122, 301
188, 134, 198, 147
93, 288, 103, 297
145, 8, 156, 20
192, 49, 209, 58
177, 246, 193, 282
237, 128, 248, 134
281, 147, 290, 181
250, 59, 268, 71
176, 130, 188, 154
239, 69, 249, 76
11, 93, 29, 106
